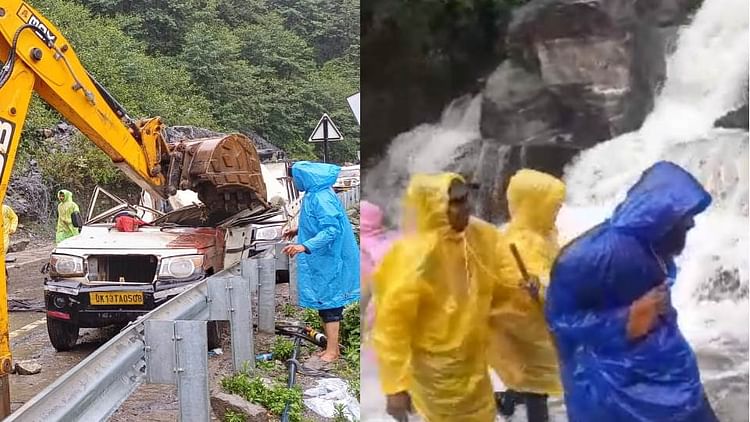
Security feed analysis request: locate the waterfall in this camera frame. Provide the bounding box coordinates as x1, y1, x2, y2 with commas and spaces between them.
562, 0, 749, 349
364, 0, 748, 418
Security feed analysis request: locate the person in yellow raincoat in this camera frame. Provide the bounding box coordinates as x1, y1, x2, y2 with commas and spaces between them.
56, 190, 80, 244
489, 169, 566, 422
2, 204, 18, 254
372, 172, 521, 422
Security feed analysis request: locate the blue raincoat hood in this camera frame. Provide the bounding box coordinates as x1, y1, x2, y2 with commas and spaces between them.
544, 161, 716, 422
293, 161, 359, 310
291, 161, 340, 193
610, 161, 712, 242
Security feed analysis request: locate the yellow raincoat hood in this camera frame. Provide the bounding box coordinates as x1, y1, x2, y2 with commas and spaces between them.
56, 189, 80, 244
488, 169, 565, 395
373, 173, 519, 422
2, 205, 17, 255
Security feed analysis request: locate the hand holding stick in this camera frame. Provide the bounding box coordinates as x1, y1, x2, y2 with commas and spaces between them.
510, 243, 541, 302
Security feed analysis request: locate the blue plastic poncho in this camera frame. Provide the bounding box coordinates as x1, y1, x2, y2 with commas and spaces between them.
545, 161, 717, 422
292, 161, 360, 310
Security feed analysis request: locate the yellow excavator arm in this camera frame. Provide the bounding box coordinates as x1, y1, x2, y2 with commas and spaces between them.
0, 0, 267, 215
0, 1, 269, 406
0, 2, 169, 195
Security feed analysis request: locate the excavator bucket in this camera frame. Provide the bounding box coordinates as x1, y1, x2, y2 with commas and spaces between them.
169, 134, 268, 221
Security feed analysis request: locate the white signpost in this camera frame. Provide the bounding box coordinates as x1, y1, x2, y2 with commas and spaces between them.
347, 92, 360, 125
308, 113, 343, 163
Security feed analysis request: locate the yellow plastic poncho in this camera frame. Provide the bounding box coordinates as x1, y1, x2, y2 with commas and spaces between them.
372, 173, 519, 422
488, 169, 566, 396
2, 205, 18, 254
56, 190, 80, 244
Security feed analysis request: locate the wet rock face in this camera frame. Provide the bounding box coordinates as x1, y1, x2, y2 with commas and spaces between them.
364, 0, 699, 224
165, 126, 224, 143
696, 267, 748, 302
466, 0, 697, 222
360, 0, 507, 163
7, 159, 53, 223
715, 104, 749, 130
483, 0, 681, 152
635, 0, 703, 27
445, 140, 579, 223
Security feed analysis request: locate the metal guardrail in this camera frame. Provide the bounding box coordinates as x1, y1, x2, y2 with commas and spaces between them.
7, 249, 289, 422
285, 185, 360, 233
337, 186, 360, 210
7, 187, 358, 421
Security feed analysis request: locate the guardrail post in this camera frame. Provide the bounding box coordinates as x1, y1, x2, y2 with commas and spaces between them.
208, 275, 254, 372
242, 259, 259, 293
145, 320, 209, 422
229, 276, 254, 372
258, 256, 276, 333
274, 243, 289, 274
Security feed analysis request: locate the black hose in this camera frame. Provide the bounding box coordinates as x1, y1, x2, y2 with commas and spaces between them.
269, 323, 330, 349
0, 24, 37, 89
280, 337, 302, 422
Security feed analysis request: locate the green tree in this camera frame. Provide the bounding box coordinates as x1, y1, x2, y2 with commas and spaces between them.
268, 0, 359, 63
56, 0, 362, 164
22, 0, 219, 206
78, 0, 208, 54
179, 22, 276, 134
237, 13, 316, 78
30, 0, 215, 127
216, 0, 267, 26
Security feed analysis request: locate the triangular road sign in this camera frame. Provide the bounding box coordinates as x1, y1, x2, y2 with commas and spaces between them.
308, 113, 343, 142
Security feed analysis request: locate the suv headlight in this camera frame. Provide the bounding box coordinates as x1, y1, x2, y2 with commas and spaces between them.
158, 255, 204, 280
50, 254, 85, 277
254, 226, 282, 241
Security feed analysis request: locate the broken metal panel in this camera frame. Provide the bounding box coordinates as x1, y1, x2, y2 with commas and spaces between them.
85, 186, 165, 225
56, 225, 215, 252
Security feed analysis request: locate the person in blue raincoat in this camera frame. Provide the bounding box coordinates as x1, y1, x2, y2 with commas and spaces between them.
282, 161, 360, 363
545, 161, 718, 422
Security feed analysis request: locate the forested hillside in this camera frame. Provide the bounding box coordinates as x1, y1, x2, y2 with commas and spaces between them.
12, 0, 358, 225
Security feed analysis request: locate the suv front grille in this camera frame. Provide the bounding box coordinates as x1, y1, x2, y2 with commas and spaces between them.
87, 255, 158, 283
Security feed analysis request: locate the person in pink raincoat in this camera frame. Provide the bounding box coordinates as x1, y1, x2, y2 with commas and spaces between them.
360, 200, 398, 329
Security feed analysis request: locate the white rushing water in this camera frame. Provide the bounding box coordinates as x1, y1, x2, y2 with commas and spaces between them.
364, 0, 749, 419
363, 94, 483, 221
563, 0, 749, 351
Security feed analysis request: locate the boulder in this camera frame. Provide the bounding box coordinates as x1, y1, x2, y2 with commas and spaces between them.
9, 237, 29, 253
210, 390, 269, 422
483, 0, 679, 153
15, 360, 42, 375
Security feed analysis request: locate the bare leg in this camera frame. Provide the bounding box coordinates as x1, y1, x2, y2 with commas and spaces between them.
320, 320, 340, 362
